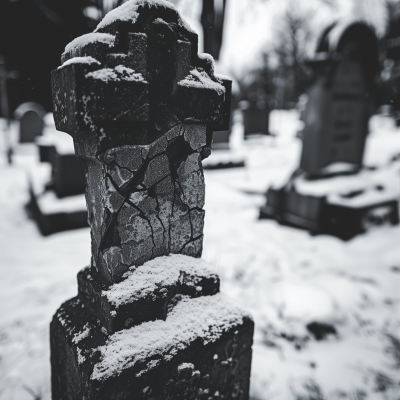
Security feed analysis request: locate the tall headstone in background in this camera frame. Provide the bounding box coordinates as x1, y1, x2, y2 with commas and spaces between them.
50, 1, 253, 399
260, 21, 399, 239
14, 102, 46, 143
300, 21, 377, 177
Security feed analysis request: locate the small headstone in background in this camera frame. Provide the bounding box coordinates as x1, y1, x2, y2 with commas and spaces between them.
239, 100, 270, 138
14, 102, 46, 143
35, 113, 57, 163
35, 116, 86, 197
51, 146, 86, 198
50, 1, 254, 399
202, 78, 246, 170
27, 114, 88, 235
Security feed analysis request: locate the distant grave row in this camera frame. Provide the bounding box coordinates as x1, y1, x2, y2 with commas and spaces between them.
14, 103, 88, 235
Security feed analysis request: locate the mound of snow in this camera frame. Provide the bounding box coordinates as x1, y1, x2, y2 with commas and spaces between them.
64, 33, 115, 54
268, 280, 343, 338
95, 0, 176, 32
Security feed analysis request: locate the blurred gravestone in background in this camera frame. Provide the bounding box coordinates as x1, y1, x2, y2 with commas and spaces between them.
14, 102, 45, 143
239, 99, 270, 138
203, 88, 246, 170
260, 20, 400, 240
50, 143, 86, 199
300, 21, 377, 177
27, 114, 87, 236
49, 1, 253, 399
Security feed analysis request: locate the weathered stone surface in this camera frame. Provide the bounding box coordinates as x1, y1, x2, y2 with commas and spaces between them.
77, 255, 220, 335
50, 2, 252, 399
51, 0, 231, 284
51, 293, 253, 400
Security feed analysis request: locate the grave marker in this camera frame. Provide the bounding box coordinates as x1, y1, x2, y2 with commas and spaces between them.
14, 102, 45, 143
28, 129, 88, 236
50, 1, 253, 399
260, 21, 399, 239
239, 100, 270, 138
300, 21, 377, 177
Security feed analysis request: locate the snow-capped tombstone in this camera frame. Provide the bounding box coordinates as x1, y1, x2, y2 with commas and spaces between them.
300, 21, 377, 177
50, 1, 253, 399
14, 102, 46, 143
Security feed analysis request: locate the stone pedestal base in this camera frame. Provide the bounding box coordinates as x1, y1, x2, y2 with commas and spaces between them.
50, 256, 254, 400
260, 184, 399, 240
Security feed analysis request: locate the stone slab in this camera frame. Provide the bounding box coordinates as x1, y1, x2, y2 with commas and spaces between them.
77, 254, 220, 334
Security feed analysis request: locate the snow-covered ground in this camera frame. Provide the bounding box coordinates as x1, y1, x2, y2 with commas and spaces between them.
0, 112, 400, 399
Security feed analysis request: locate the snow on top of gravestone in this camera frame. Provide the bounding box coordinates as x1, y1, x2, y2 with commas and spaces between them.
198, 53, 215, 73
94, 0, 195, 34
63, 33, 115, 54
103, 254, 218, 308
58, 56, 100, 69
214, 73, 231, 81
85, 65, 147, 83
91, 293, 250, 381
178, 69, 225, 96
172, 254, 217, 279
103, 255, 181, 308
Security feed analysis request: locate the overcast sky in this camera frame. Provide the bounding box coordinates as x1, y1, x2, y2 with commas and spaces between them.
172, 0, 388, 77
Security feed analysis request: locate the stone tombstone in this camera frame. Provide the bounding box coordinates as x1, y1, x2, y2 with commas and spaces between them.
14, 102, 46, 143
300, 21, 377, 176
52, 152, 86, 198
239, 100, 270, 138
50, 1, 253, 399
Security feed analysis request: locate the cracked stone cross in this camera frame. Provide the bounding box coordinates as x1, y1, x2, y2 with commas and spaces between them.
50, 1, 253, 400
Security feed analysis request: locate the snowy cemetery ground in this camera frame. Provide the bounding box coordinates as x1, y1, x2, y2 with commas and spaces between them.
1, 111, 400, 399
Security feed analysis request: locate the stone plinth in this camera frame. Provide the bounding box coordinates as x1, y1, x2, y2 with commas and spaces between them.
51, 255, 253, 400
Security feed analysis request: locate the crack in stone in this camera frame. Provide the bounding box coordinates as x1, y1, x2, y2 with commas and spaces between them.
80, 115, 210, 281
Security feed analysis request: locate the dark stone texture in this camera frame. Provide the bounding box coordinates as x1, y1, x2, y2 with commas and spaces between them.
37, 143, 55, 163
77, 259, 220, 335
51, 295, 253, 400
239, 101, 270, 138
51, 1, 232, 284
19, 110, 44, 142
15, 102, 46, 143
50, 1, 252, 399
52, 153, 86, 198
